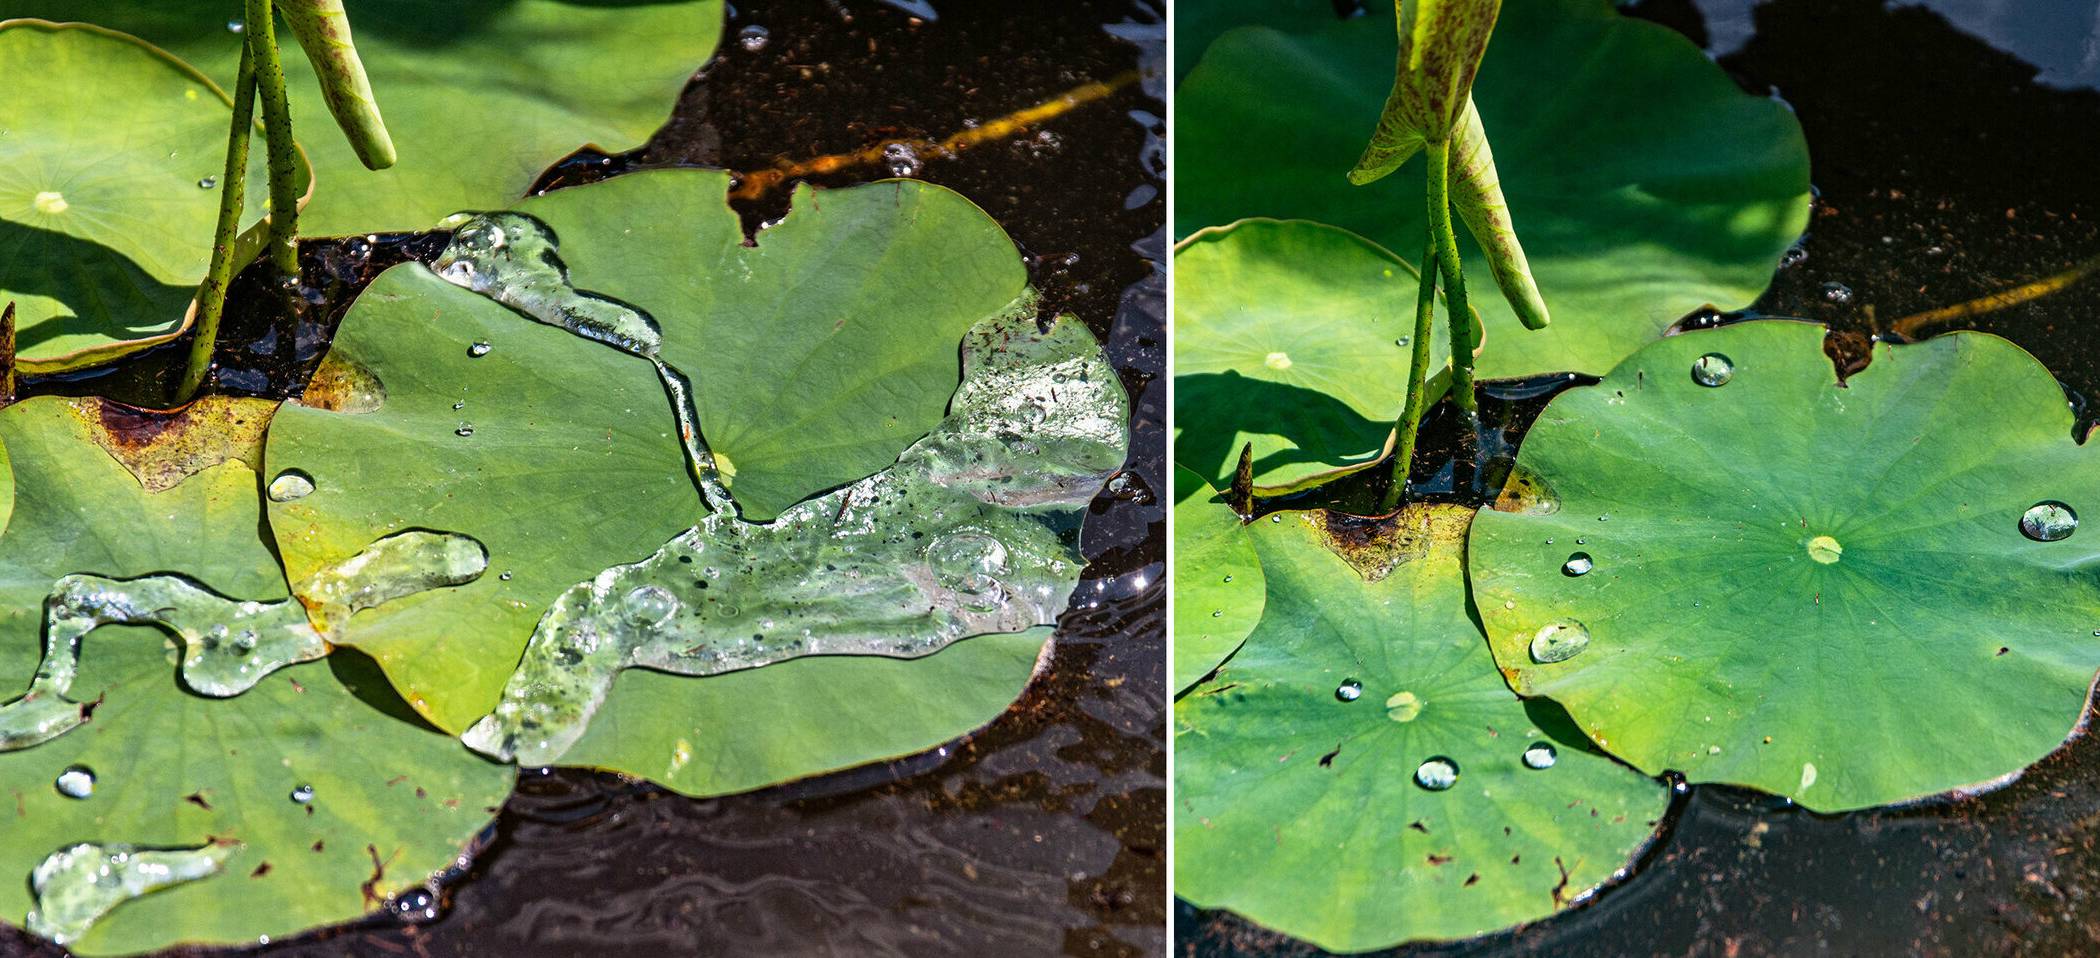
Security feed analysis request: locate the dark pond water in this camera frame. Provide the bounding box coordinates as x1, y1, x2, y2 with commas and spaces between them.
5, 1, 1164, 955
1181, 0, 2100, 955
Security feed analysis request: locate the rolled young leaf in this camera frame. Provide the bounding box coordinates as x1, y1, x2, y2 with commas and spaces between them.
277, 0, 396, 169
1448, 97, 1548, 329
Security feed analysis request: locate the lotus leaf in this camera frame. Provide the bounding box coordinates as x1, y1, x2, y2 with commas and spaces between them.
1175, 0, 1812, 380
0, 396, 511, 955
1470, 322, 2100, 811
0, 20, 305, 371
1171, 465, 1263, 694
1176, 505, 1667, 951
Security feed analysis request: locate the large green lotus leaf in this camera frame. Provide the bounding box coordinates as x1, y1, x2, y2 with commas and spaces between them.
265, 264, 703, 732
1469, 322, 2100, 812
1174, 219, 1454, 492
0, 20, 299, 372
11, 0, 725, 236
0, 396, 511, 955
560, 628, 1052, 797
511, 170, 1031, 521
1173, 0, 1333, 83
1175, 0, 1812, 380
1176, 506, 1667, 952
1172, 465, 1263, 694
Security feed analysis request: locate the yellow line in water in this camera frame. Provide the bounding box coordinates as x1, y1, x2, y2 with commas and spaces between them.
1889, 252, 2100, 338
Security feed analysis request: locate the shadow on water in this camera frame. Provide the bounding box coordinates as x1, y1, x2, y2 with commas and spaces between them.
3, 1, 1163, 956
1182, 0, 2100, 956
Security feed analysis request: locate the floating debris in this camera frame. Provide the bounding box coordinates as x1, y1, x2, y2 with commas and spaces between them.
26, 842, 238, 946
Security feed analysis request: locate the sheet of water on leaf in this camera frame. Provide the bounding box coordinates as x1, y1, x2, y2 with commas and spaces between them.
441, 241, 1131, 764
27, 842, 237, 946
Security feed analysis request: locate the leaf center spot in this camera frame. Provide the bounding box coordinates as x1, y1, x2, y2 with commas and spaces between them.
1385, 690, 1421, 722
1263, 351, 1292, 370
33, 191, 67, 215
1806, 535, 1842, 564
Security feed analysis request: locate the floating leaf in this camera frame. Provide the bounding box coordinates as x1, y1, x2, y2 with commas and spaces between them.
1470, 322, 2100, 811
265, 264, 703, 732
1171, 465, 1263, 694
1176, 506, 1667, 951
509, 170, 1033, 521
28, 0, 725, 235
1175, 0, 1811, 379
0, 20, 305, 372
0, 396, 511, 955
1174, 218, 1455, 492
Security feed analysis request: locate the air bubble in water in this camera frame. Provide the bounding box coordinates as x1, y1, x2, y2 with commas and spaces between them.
738, 24, 771, 51
623, 585, 679, 628
882, 142, 922, 177
1821, 282, 1854, 304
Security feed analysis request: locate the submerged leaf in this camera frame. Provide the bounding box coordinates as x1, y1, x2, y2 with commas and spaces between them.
1176, 506, 1666, 951
1471, 322, 2100, 811
1178, 0, 1811, 378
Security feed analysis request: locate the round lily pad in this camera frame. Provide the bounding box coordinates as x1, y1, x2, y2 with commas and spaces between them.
1176, 505, 1668, 952
0, 396, 511, 955
1174, 218, 1455, 492
1172, 465, 1263, 694
1470, 321, 2100, 812
0, 20, 302, 372
1175, 0, 1812, 380
516, 169, 1032, 521
265, 264, 703, 732
29, 0, 723, 236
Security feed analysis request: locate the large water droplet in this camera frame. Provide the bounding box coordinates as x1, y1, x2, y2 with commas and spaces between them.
1562, 552, 1593, 577
1334, 679, 1363, 702
1529, 621, 1591, 664
267, 469, 315, 503
737, 24, 771, 51
289, 784, 314, 805
2022, 501, 2078, 542
1691, 353, 1734, 387
54, 766, 94, 799
1522, 743, 1558, 769
1414, 757, 1459, 791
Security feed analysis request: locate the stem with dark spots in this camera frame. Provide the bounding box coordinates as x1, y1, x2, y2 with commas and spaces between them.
1379, 237, 1439, 515
175, 42, 258, 404
1426, 138, 1478, 419
248, 0, 301, 284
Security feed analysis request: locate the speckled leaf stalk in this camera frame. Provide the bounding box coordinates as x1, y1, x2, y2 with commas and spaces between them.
246, 0, 301, 283
1382, 236, 1441, 513
1427, 140, 1477, 417
277, 0, 395, 169
177, 43, 258, 403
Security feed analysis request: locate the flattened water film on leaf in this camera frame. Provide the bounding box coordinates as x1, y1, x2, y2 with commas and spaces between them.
26, 842, 239, 947
1175, 505, 1667, 952
464, 309, 1129, 775
1470, 322, 2100, 811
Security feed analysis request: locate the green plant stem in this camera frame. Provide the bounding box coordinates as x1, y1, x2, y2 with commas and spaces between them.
1425, 139, 1477, 418
248, 0, 301, 284
1379, 237, 1439, 515
175, 43, 259, 404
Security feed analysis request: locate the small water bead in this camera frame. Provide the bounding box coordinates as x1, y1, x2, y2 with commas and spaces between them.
1821, 281, 1854, 304
1779, 245, 1808, 268
197, 176, 217, 190
499, 571, 514, 581
1529, 621, 1591, 664
289, 785, 314, 805
2021, 501, 2078, 542
1522, 743, 1558, 769
226, 19, 245, 33
1395, 337, 1411, 348
1334, 679, 1363, 702
1690, 352, 1734, 387
1210, 609, 1222, 618
454, 423, 475, 438
1414, 757, 1459, 791
266, 469, 315, 503
453, 401, 466, 410
1562, 552, 1594, 577
737, 24, 771, 51
467, 341, 492, 358
1221, 574, 1233, 583
1575, 537, 1587, 545
54, 767, 94, 799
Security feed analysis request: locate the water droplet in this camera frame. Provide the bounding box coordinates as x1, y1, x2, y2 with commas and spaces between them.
455, 423, 475, 438
197, 176, 217, 190
1806, 534, 1843, 564
1522, 743, 1558, 769
2022, 501, 2078, 542
1562, 552, 1593, 577
1210, 609, 1222, 618
1384, 691, 1420, 722
1821, 282, 1854, 304
54, 767, 94, 799
267, 469, 315, 503
1395, 337, 1411, 347
1575, 537, 1587, 545
289, 784, 314, 804
1269, 515, 1281, 523
1414, 757, 1459, 791
1334, 679, 1363, 702
1597, 514, 1610, 522
467, 341, 492, 358
737, 24, 771, 51
1529, 621, 1591, 664
1221, 574, 1233, 583
226, 19, 245, 33
623, 585, 679, 628
1691, 352, 1734, 387
452, 400, 466, 410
